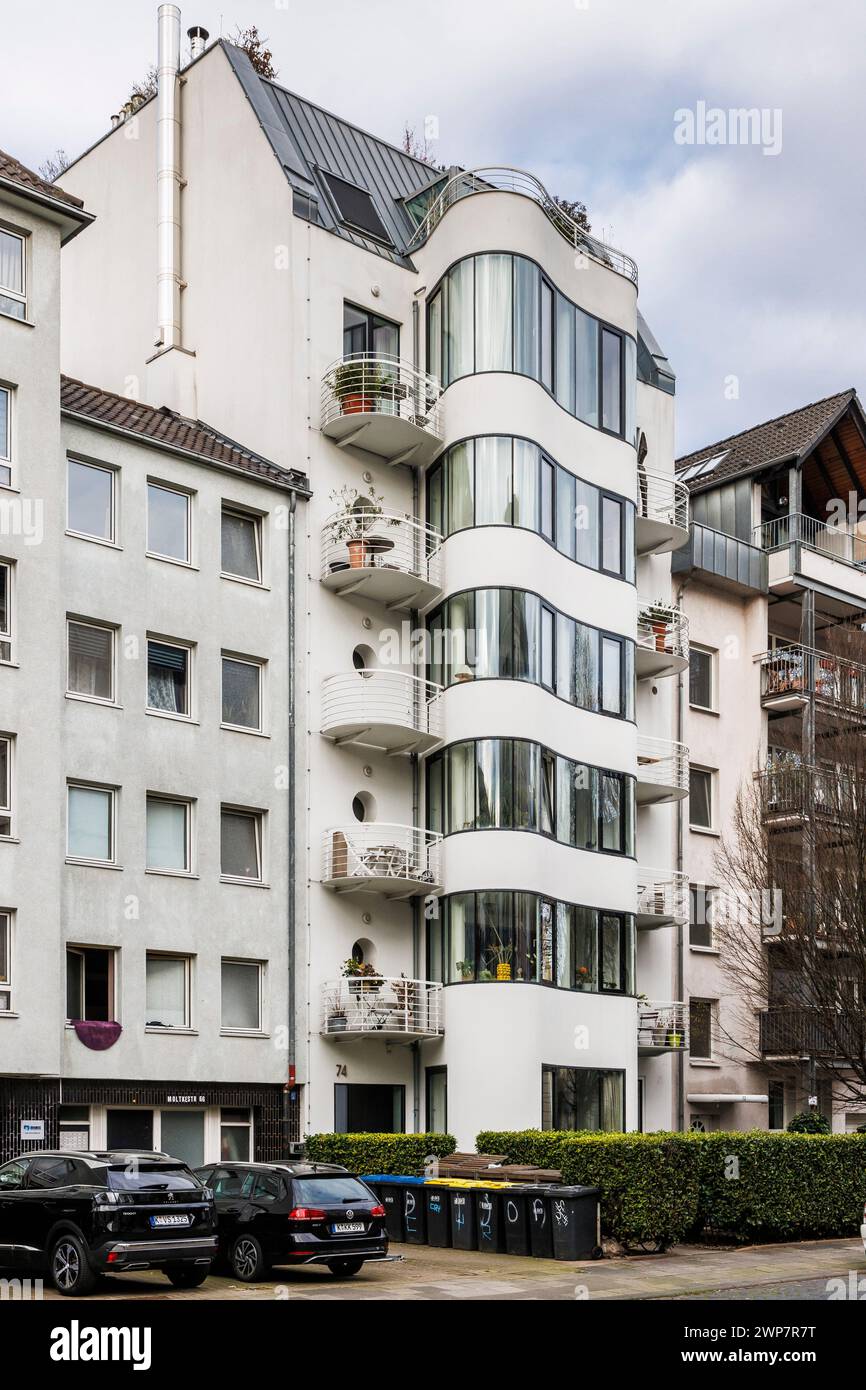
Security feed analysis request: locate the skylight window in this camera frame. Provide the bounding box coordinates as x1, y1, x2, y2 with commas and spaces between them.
321, 171, 392, 245
678, 451, 729, 483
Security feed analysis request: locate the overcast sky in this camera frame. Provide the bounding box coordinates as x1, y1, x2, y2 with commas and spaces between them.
2, 0, 864, 453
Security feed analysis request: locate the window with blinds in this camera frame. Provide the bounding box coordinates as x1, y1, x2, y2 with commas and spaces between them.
68, 619, 113, 700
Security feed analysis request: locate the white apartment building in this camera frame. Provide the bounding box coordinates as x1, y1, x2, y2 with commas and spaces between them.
675, 389, 866, 1134
55, 7, 691, 1148
0, 145, 309, 1166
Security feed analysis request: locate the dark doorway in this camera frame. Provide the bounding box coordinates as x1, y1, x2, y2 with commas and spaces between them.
107, 1109, 154, 1151
334, 1084, 405, 1134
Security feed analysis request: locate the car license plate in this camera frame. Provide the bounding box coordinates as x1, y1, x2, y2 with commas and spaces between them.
332, 1221, 365, 1234
149, 1213, 191, 1228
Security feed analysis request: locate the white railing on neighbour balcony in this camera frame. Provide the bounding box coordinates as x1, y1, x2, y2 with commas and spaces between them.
405, 167, 639, 286
637, 1000, 687, 1051
754, 512, 866, 568
637, 469, 690, 531
321, 670, 443, 743
322, 823, 442, 888
320, 510, 443, 588
636, 735, 690, 794
636, 870, 689, 923
636, 601, 689, 662
756, 644, 866, 713
320, 977, 443, 1038
320, 353, 443, 441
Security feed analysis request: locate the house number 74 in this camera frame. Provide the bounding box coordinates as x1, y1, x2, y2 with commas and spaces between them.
335, 1064, 348, 1077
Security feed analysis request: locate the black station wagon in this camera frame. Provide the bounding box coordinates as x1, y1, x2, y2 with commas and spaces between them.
0, 1149, 217, 1295
194, 1160, 388, 1280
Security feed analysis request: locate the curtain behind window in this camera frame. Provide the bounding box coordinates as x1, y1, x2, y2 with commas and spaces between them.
475, 254, 512, 371
146, 957, 186, 1027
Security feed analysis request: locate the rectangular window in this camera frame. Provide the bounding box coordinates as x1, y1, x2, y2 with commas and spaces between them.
426, 1068, 447, 1135
690, 767, 714, 830
66, 946, 115, 1022
575, 308, 599, 428
343, 301, 399, 357
0, 385, 11, 485
447, 439, 474, 533
540, 279, 554, 390
335, 1083, 405, 1134
540, 457, 555, 541
541, 751, 555, 836
448, 740, 476, 832
446, 259, 474, 383
221, 507, 262, 582
221, 655, 263, 732
0, 735, 11, 837
474, 436, 512, 526
146, 953, 191, 1028
512, 440, 539, 530
600, 773, 623, 851
220, 807, 263, 882
513, 257, 539, 378
0, 561, 10, 662
541, 1065, 624, 1131
475, 253, 512, 372
554, 294, 575, 412
221, 959, 262, 1031
768, 1080, 785, 1131
601, 328, 622, 434
556, 468, 576, 560
689, 998, 713, 1060
690, 646, 716, 710
0, 229, 25, 320
67, 619, 114, 702
147, 639, 190, 717
601, 495, 623, 575
67, 458, 115, 542
0, 910, 11, 1012
220, 1108, 252, 1161
573, 762, 599, 850
147, 482, 190, 563
146, 796, 191, 873
541, 606, 555, 691
67, 783, 115, 863
601, 636, 622, 715
600, 914, 625, 992
689, 885, 714, 949
574, 479, 599, 568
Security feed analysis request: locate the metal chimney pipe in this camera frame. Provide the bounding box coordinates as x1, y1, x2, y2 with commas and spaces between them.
156, 4, 182, 350
188, 25, 209, 59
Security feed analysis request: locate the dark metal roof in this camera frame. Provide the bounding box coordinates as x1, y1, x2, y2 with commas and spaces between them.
637, 310, 675, 396
61, 375, 309, 494
221, 42, 441, 266
676, 389, 858, 494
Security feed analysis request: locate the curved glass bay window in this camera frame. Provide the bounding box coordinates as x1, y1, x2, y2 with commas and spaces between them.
426, 737, 635, 856
427, 588, 635, 720
427, 436, 635, 582
427, 253, 637, 443
427, 891, 635, 994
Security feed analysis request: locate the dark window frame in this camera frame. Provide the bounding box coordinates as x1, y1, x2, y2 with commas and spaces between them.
541, 1064, 626, 1132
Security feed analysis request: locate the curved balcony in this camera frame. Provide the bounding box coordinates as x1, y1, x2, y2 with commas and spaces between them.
322, 824, 442, 897
636, 869, 689, 929
321, 671, 443, 756
638, 1001, 687, 1056
636, 735, 689, 805
321, 977, 443, 1040
636, 601, 689, 680
320, 354, 443, 466
636, 470, 689, 555
321, 511, 443, 612
405, 166, 639, 287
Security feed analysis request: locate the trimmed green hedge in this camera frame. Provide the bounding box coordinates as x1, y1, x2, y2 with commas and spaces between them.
477, 1129, 866, 1245
304, 1132, 455, 1175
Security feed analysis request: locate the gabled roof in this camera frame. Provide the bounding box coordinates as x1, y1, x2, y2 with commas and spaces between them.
221, 42, 441, 266
0, 148, 85, 209
60, 376, 309, 494
0, 147, 93, 243
676, 389, 858, 493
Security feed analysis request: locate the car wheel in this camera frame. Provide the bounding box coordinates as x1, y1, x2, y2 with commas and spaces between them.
165, 1265, 210, 1289
230, 1234, 267, 1282
51, 1234, 97, 1296
327, 1258, 364, 1277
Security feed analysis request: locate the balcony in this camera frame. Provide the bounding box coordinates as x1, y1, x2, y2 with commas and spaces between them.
672, 521, 768, 596
636, 601, 689, 680
636, 870, 688, 929
321, 671, 443, 756
638, 1001, 687, 1056
321, 977, 443, 1041
757, 644, 866, 717
759, 1006, 855, 1058
635, 470, 689, 556
321, 824, 442, 897
755, 513, 866, 607
759, 763, 856, 826
636, 735, 689, 805
320, 354, 443, 467
321, 511, 443, 611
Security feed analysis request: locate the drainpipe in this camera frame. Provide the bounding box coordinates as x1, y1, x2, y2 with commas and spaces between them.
284, 490, 297, 1150
674, 575, 691, 1134
156, 4, 183, 350
410, 295, 422, 1133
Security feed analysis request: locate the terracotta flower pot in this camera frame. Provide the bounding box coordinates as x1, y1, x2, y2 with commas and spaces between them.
347, 539, 367, 568
652, 621, 668, 652
341, 393, 372, 415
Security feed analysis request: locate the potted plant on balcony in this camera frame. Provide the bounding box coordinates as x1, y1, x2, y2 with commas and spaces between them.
327, 1007, 348, 1032
342, 957, 383, 995
392, 973, 419, 1026
325, 360, 389, 416
455, 959, 474, 982
326, 484, 398, 569
644, 600, 672, 653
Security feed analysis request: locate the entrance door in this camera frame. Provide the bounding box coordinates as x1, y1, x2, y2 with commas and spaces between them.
160, 1110, 205, 1167
107, 1109, 154, 1151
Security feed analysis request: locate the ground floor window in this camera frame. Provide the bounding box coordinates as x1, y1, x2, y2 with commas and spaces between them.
335, 1083, 405, 1134
220, 1108, 252, 1160
541, 1065, 624, 1131
426, 1067, 447, 1134
768, 1079, 785, 1131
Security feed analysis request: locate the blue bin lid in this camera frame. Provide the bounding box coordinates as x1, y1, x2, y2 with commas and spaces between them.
361, 1173, 425, 1185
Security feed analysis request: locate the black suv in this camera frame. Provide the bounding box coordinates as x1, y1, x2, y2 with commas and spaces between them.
0, 1150, 217, 1295
194, 1161, 388, 1280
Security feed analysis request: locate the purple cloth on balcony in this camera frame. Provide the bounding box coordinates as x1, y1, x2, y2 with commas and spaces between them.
72, 1019, 123, 1050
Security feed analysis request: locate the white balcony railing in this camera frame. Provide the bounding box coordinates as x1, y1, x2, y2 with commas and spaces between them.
322, 823, 442, 895
757, 644, 866, 714
321, 976, 444, 1039
638, 1000, 687, 1054
636, 735, 689, 804
405, 167, 639, 286
636, 470, 690, 556
320, 354, 443, 465
320, 510, 443, 610
636, 600, 689, 679
636, 869, 689, 927
754, 512, 866, 567
321, 670, 443, 754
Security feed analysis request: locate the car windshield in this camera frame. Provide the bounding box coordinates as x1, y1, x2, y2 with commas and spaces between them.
292, 1176, 375, 1205
107, 1166, 201, 1192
